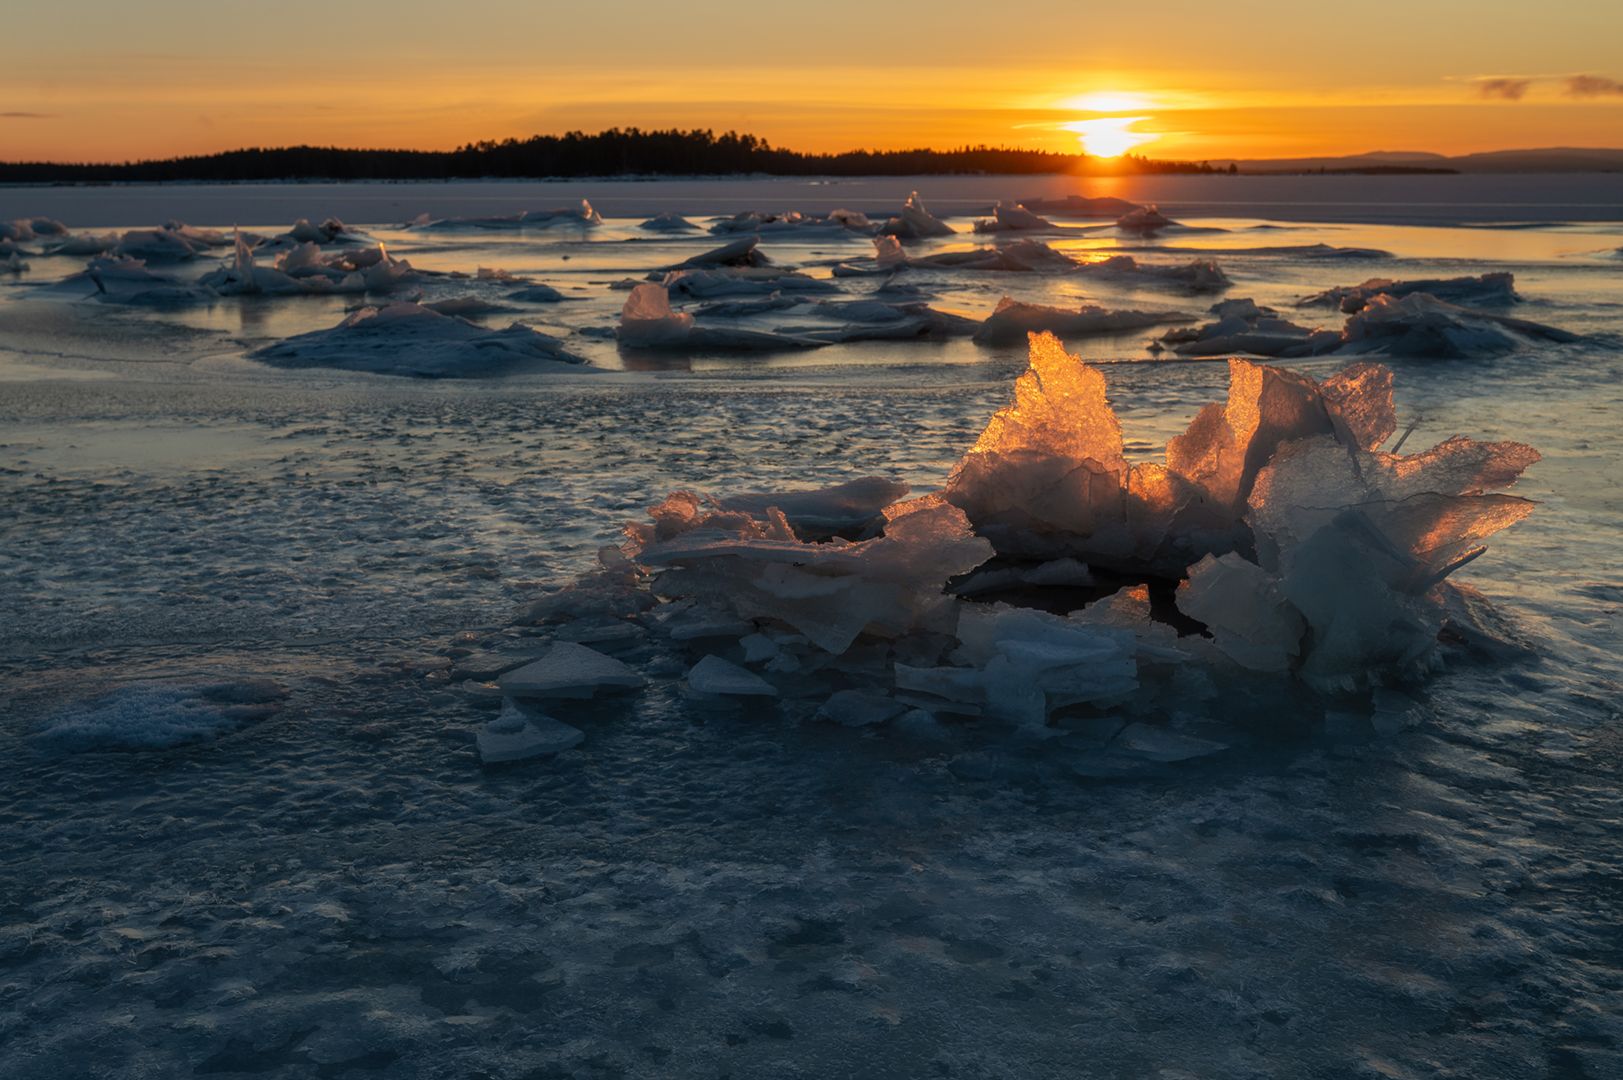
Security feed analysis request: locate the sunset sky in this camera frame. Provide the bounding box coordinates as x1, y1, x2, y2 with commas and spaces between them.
5, 0, 1622, 162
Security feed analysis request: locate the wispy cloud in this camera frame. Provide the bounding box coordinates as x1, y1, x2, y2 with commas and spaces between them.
1, 111, 54, 119
1564, 74, 1623, 97
1477, 78, 1532, 101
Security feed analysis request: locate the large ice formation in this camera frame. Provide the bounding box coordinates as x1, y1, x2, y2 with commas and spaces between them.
519, 332, 1540, 748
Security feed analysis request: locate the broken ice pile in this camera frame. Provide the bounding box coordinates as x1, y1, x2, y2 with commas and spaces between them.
510, 331, 1540, 760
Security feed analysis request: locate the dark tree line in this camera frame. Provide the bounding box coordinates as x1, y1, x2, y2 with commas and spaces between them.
0, 128, 1221, 183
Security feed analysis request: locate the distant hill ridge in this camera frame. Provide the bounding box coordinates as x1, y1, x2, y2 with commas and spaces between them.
0, 128, 1220, 183
1224, 147, 1623, 174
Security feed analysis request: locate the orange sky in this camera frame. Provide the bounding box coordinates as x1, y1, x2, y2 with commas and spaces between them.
4, 1, 1621, 162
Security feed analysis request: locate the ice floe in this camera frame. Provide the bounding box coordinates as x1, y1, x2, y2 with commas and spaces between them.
973, 297, 1191, 345
477, 700, 584, 763
250, 303, 590, 377
1074, 255, 1232, 293
1300, 271, 1518, 311
1159, 294, 1578, 359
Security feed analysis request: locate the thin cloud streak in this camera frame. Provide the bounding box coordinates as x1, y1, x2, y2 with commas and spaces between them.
1564, 74, 1623, 97
1477, 78, 1532, 101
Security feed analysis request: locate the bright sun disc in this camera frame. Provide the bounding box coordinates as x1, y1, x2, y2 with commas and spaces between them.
1062, 116, 1157, 158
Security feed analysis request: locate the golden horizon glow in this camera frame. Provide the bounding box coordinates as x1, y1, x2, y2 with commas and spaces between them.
1062, 116, 1158, 158
3, 2, 1622, 163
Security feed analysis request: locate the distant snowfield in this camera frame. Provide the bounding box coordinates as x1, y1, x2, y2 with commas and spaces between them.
8, 172, 1623, 228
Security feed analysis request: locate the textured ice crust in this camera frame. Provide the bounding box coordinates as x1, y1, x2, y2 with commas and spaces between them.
516, 332, 1540, 760
40, 680, 288, 752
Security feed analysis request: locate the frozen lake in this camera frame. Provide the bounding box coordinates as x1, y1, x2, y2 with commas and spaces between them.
2, 179, 1621, 1079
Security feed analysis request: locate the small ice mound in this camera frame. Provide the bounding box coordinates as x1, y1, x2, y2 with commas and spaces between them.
620, 283, 825, 351
619, 282, 695, 347
972, 202, 1053, 233
878, 191, 956, 239
639, 212, 699, 232
659, 266, 837, 299
706, 209, 871, 235
498, 641, 644, 699
717, 476, 911, 535
686, 654, 778, 697
1336, 292, 1577, 357
59, 256, 215, 305
39, 680, 288, 753
973, 296, 1191, 345
1075, 255, 1231, 293
198, 231, 362, 296
1158, 298, 1331, 358
664, 235, 772, 271
250, 303, 589, 378
2, 252, 28, 274
840, 236, 1075, 276
477, 700, 583, 763
506, 284, 570, 303
270, 241, 421, 292
111, 221, 232, 262
286, 217, 357, 244
410, 200, 601, 229
44, 231, 119, 257
1300, 271, 1518, 311
798, 299, 980, 343
1116, 205, 1176, 234
1017, 194, 1141, 218
1, 217, 67, 242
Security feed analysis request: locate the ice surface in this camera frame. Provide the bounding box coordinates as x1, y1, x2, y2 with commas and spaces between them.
1017, 194, 1141, 217
973, 296, 1190, 345
498, 641, 644, 698
250, 303, 589, 377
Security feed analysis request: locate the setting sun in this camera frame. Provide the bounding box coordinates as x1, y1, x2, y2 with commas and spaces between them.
1063, 116, 1157, 158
